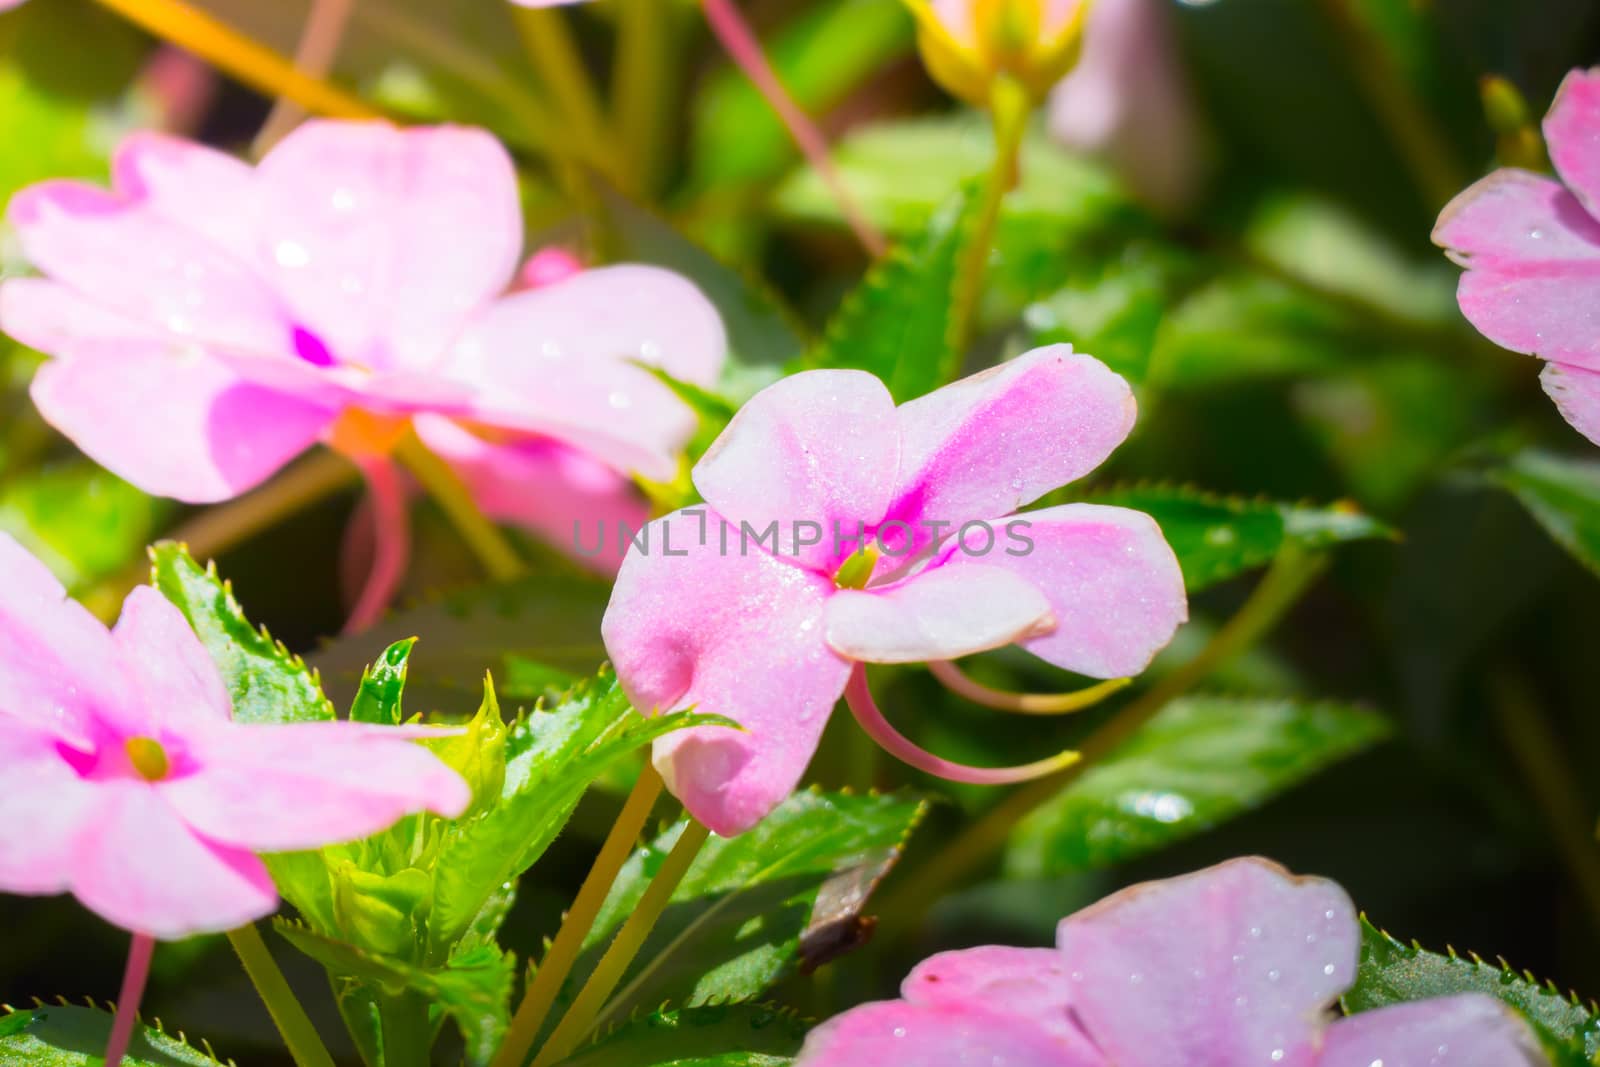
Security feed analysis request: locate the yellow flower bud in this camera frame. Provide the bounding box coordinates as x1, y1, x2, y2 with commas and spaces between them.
905, 0, 1090, 108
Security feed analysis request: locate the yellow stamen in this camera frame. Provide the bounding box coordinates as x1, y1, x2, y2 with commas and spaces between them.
125, 737, 170, 782
834, 544, 882, 591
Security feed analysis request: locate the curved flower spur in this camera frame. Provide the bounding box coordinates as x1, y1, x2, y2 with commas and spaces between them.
602, 345, 1187, 837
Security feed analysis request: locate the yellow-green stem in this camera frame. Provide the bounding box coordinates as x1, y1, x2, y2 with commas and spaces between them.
393, 432, 524, 582
612, 0, 681, 198
529, 818, 714, 1067
876, 546, 1328, 937
89, 0, 378, 121
253, 0, 358, 154
952, 75, 1030, 352
227, 924, 337, 1067
492, 765, 666, 1067
512, 5, 620, 179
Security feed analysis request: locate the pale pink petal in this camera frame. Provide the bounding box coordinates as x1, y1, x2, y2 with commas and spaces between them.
162, 721, 469, 853
1545, 67, 1600, 218
0, 533, 120, 745
795, 1000, 1092, 1067
1433, 169, 1600, 369
0, 719, 101, 895
256, 121, 521, 372
888, 346, 1136, 549
30, 339, 335, 503
5, 180, 291, 355
693, 369, 899, 572
902, 946, 1098, 1053
1541, 361, 1600, 445
825, 564, 1053, 663
112, 586, 231, 733
415, 415, 649, 574
71, 781, 277, 938
111, 131, 259, 259
602, 508, 849, 836
0, 279, 163, 353
1321, 995, 1546, 1067
937, 504, 1186, 678
1055, 857, 1357, 1067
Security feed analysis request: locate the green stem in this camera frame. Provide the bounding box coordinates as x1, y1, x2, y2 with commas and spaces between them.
393, 432, 524, 582
492, 765, 666, 1067
529, 818, 714, 1067
612, 0, 681, 198
227, 924, 337, 1067
512, 5, 620, 180
876, 546, 1328, 938
951, 74, 1030, 352
377, 989, 436, 1067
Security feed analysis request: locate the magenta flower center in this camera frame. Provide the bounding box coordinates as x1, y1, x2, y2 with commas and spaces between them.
124, 736, 171, 782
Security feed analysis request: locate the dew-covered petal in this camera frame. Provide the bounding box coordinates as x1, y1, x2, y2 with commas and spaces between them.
0, 279, 163, 353
825, 564, 1053, 663
0, 718, 101, 895
161, 721, 469, 853
1055, 857, 1357, 1067
1320, 995, 1547, 1067
71, 781, 277, 938
902, 946, 1097, 1052
256, 121, 522, 372
30, 339, 334, 503
936, 504, 1186, 678
693, 369, 899, 572
794, 999, 1097, 1067
111, 130, 259, 259
1542, 362, 1600, 446
1545, 67, 1600, 219
112, 586, 231, 734
602, 508, 849, 836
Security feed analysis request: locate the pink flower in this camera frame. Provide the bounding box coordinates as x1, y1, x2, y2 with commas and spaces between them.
0, 533, 469, 938
1435, 68, 1600, 446
601, 346, 1187, 836
796, 858, 1548, 1067
0, 121, 726, 572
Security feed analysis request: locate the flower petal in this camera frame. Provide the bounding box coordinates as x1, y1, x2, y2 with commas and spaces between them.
1545, 67, 1600, 218
30, 339, 334, 503
938, 504, 1186, 678
161, 722, 470, 853
1432, 169, 1600, 369
795, 1000, 1094, 1067
1321, 995, 1546, 1067
71, 781, 277, 938
0, 278, 162, 353
902, 946, 1098, 1053
1542, 362, 1600, 446
825, 564, 1053, 663
602, 509, 849, 836
693, 369, 899, 572
888, 346, 1135, 544
111, 131, 259, 259
256, 121, 521, 372
113, 586, 231, 734
1054, 857, 1357, 1067
0, 719, 100, 895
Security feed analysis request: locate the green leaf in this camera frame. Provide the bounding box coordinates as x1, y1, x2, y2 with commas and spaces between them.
1342, 917, 1600, 1066
558, 1004, 807, 1067
567, 790, 926, 1038
805, 186, 978, 402
350, 639, 417, 726
1005, 696, 1390, 878
0, 1002, 228, 1066
1493, 450, 1600, 579
1085, 485, 1393, 593
0, 463, 170, 592
149, 542, 335, 725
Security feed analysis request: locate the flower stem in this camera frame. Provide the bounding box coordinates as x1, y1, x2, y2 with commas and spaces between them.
392, 431, 524, 582
227, 924, 337, 1067
928, 661, 1131, 715
512, 5, 619, 179
700, 0, 886, 257
529, 817, 713, 1067
104, 933, 155, 1067
876, 546, 1328, 938
253, 0, 358, 154
951, 74, 1030, 352
88, 0, 378, 121
613, 0, 683, 198
342, 457, 411, 634
492, 764, 666, 1067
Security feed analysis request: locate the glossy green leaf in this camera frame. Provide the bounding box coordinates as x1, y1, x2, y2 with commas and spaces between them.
0, 1002, 227, 1067
349, 638, 416, 726
804, 186, 978, 402
563, 790, 926, 1040
1005, 696, 1390, 878
1085, 485, 1393, 592
559, 1004, 807, 1067
0, 463, 169, 592
150, 542, 335, 725
1342, 917, 1600, 1066
1493, 450, 1600, 579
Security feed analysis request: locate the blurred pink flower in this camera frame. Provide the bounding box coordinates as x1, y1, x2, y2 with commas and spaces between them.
0, 533, 469, 938
602, 346, 1186, 836
0, 121, 725, 584
796, 858, 1547, 1067
1048, 0, 1207, 215
1435, 68, 1600, 446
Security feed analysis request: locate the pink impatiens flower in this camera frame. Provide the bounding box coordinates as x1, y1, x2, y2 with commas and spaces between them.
0, 532, 469, 938
796, 858, 1548, 1067
1435, 68, 1600, 446
0, 120, 725, 602
602, 346, 1187, 836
